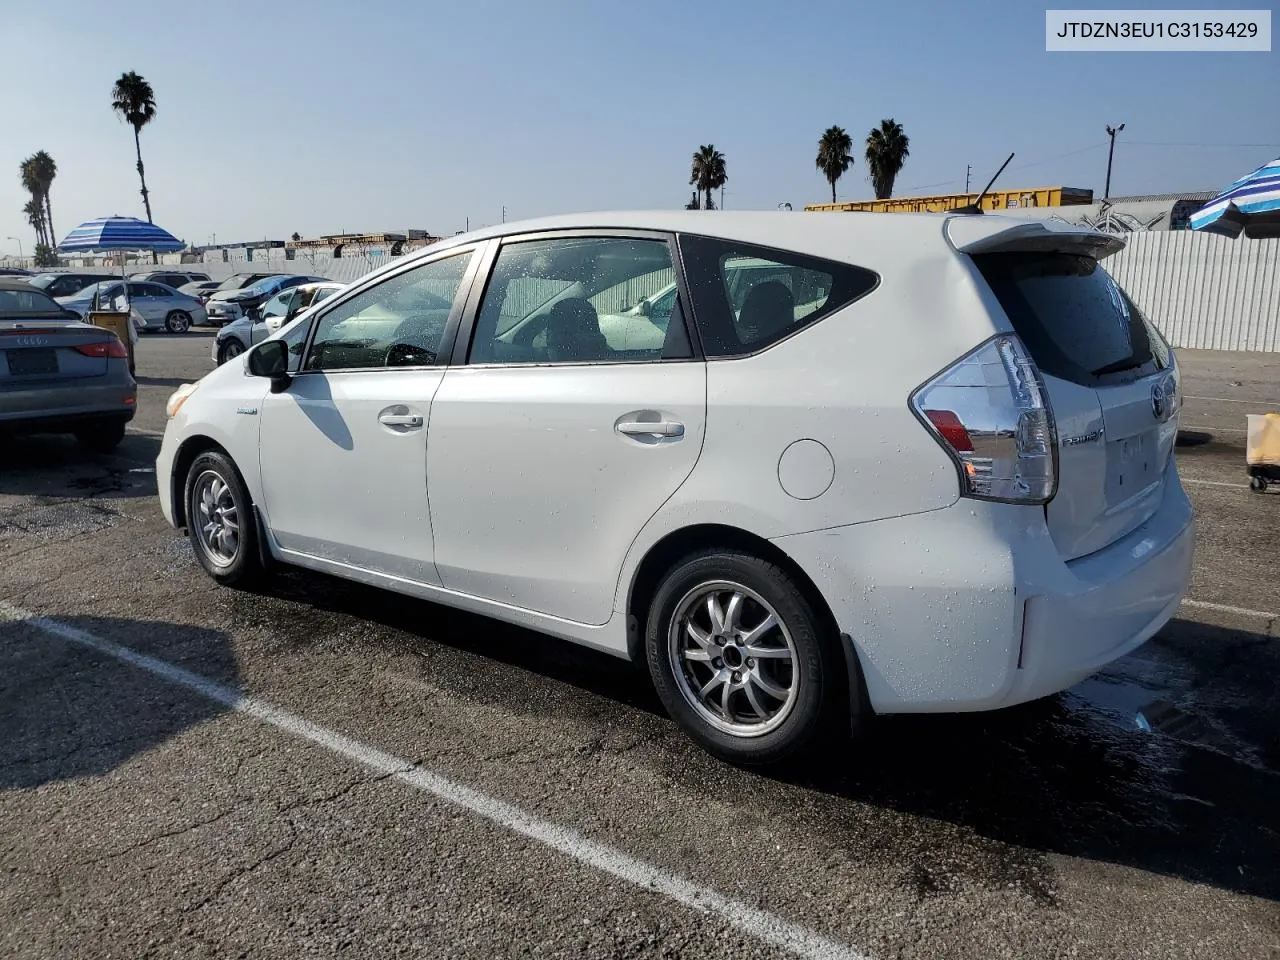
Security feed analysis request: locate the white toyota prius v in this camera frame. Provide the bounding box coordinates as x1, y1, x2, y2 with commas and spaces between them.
158, 211, 1194, 763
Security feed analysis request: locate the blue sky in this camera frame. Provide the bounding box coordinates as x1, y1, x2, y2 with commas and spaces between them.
2, 0, 1276, 251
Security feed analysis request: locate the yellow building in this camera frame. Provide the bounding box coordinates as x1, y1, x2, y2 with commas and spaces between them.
805, 186, 1094, 214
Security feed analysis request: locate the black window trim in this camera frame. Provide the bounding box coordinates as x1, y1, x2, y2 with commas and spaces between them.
290, 243, 485, 377
451, 228, 703, 369
675, 233, 881, 360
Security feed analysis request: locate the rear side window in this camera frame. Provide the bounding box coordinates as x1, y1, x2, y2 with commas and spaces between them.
974, 252, 1167, 385
679, 236, 878, 357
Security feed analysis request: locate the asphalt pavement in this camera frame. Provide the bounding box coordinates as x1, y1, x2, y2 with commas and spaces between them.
1, 333, 1277, 959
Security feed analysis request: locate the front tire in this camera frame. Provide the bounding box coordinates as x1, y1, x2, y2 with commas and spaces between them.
645, 549, 845, 765
185, 450, 262, 586
217, 339, 245, 365
165, 310, 191, 334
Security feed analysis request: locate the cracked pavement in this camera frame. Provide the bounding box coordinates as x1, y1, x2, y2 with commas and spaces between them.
1, 334, 1278, 958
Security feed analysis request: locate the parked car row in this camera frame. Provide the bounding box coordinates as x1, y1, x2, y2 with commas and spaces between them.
17, 270, 331, 333
204, 274, 327, 325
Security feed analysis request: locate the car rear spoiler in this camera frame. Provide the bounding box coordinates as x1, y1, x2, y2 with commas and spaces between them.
945, 218, 1126, 261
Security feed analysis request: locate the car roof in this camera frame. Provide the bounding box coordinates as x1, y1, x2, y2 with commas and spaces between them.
0, 277, 52, 292
404, 210, 1117, 271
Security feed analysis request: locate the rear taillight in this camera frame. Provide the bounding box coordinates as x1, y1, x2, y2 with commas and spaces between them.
74, 339, 128, 359
911, 334, 1057, 504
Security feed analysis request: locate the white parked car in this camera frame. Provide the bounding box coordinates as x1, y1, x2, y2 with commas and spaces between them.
156, 211, 1194, 763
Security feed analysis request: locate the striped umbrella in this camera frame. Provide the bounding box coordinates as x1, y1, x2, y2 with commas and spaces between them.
1190, 157, 1280, 239
57, 215, 185, 254
56, 216, 186, 314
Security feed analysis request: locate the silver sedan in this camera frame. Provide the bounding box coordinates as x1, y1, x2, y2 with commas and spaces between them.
58, 280, 208, 334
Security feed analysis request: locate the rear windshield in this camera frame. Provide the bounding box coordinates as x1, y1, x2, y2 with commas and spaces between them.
974, 252, 1168, 385
0, 288, 63, 313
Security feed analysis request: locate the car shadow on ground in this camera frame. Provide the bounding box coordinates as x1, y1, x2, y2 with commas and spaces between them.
242, 567, 662, 718
788, 617, 1280, 903
0, 616, 238, 791
242, 566, 1280, 902
0, 434, 159, 500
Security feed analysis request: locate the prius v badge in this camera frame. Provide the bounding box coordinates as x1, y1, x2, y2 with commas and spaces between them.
1061, 426, 1104, 446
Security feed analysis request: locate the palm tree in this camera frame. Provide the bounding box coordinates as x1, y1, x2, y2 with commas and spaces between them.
689, 145, 727, 211
111, 71, 158, 222
29, 151, 57, 245
816, 126, 854, 203
19, 158, 47, 247
22, 198, 46, 249
865, 119, 910, 200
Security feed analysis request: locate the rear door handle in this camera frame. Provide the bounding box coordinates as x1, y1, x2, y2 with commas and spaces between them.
379, 413, 423, 428
616, 420, 684, 438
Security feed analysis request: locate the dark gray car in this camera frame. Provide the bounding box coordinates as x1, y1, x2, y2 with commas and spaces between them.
0, 279, 136, 451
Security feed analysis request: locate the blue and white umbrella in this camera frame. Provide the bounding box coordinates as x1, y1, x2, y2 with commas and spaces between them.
57, 215, 184, 254
1190, 157, 1280, 239
56, 216, 186, 313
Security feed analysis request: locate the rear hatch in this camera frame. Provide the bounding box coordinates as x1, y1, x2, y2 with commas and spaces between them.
963, 228, 1179, 560
0, 321, 119, 389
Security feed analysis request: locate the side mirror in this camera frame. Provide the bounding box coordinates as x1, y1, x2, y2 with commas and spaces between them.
247, 339, 292, 392
636, 299, 651, 317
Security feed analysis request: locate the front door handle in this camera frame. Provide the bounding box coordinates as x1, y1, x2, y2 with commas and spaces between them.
616, 420, 684, 438
378, 412, 423, 428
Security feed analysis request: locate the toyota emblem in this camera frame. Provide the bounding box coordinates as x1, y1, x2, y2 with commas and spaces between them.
1151, 381, 1166, 420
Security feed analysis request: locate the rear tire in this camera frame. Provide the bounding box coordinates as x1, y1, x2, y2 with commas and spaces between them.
217, 339, 246, 365
645, 548, 847, 765
165, 310, 191, 334
75, 419, 127, 453
1250, 476, 1267, 493
184, 450, 262, 587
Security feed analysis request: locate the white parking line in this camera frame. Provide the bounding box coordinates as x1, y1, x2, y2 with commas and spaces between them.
1185, 395, 1280, 407
1182, 598, 1279, 622
1181, 478, 1245, 488
0, 602, 869, 960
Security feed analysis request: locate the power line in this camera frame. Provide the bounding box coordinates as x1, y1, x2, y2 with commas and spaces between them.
1007, 142, 1107, 172
1123, 140, 1280, 148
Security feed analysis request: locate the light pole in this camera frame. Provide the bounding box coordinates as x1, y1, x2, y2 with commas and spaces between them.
6, 237, 22, 263
1104, 123, 1125, 199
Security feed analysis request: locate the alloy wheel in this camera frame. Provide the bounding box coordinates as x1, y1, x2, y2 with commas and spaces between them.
667, 580, 799, 737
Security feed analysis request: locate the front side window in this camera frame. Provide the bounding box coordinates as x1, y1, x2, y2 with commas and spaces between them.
679, 236, 878, 357
469, 236, 690, 364
303, 252, 473, 372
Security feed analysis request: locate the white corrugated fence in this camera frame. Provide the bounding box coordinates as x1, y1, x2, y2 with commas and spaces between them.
1104, 231, 1280, 353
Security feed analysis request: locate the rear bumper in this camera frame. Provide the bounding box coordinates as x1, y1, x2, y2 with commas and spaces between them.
0, 381, 137, 433
773, 465, 1194, 714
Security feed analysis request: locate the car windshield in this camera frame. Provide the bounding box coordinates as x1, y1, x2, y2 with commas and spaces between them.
27, 274, 59, 290
0, 287, 64, 314
72, 281, 123, 301
216, 275, 255, 291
